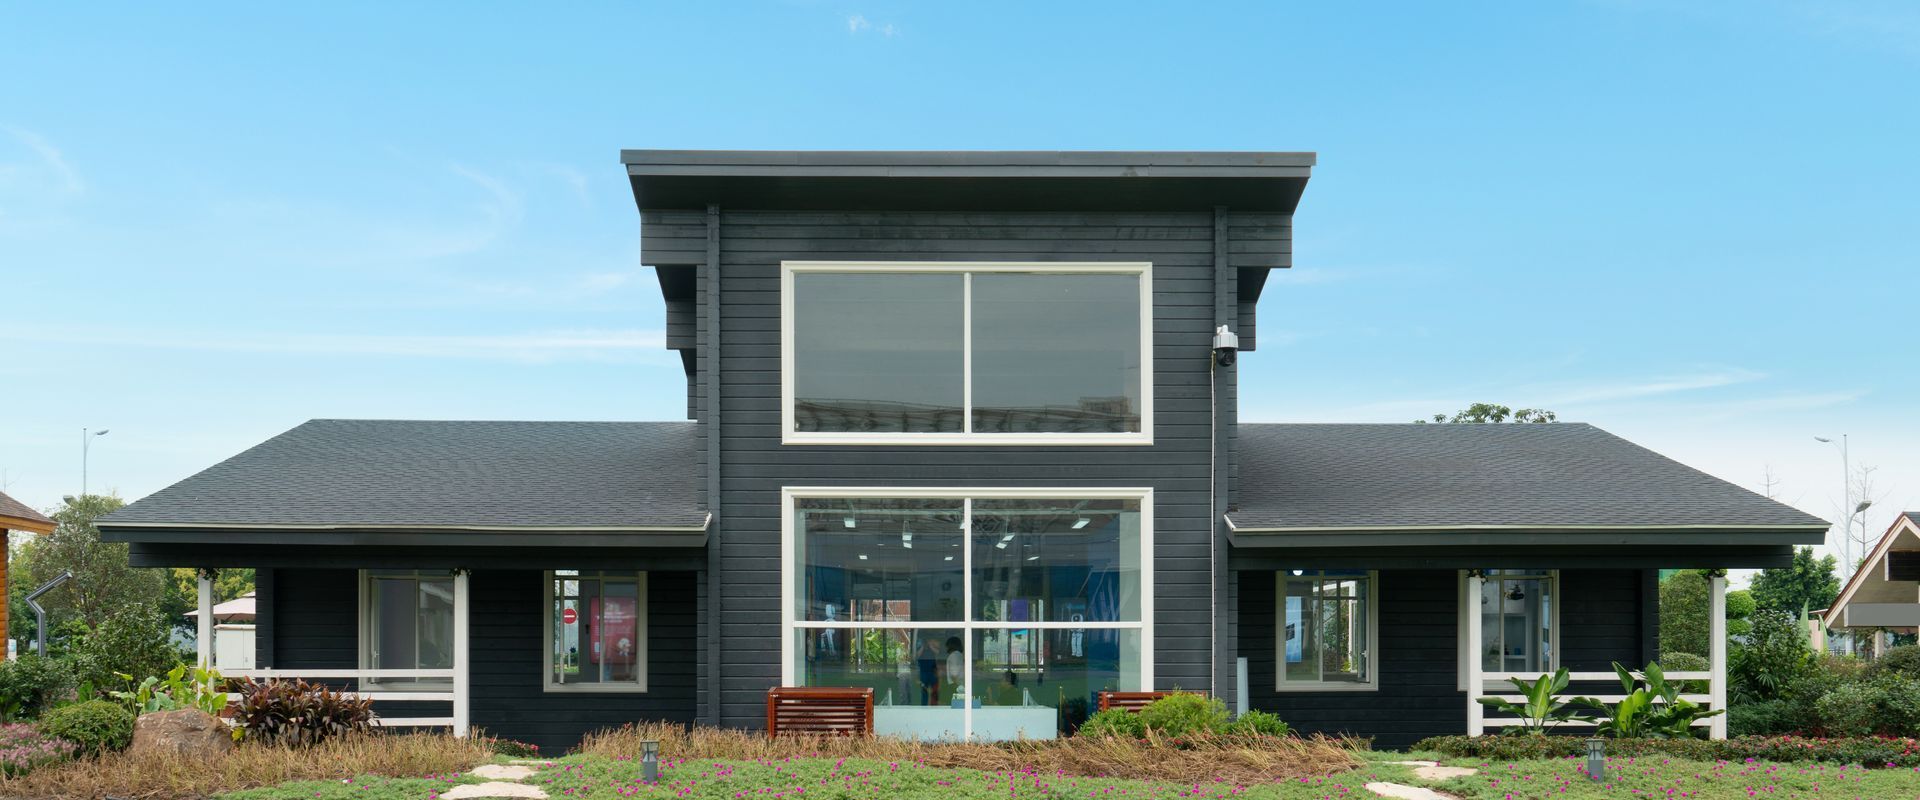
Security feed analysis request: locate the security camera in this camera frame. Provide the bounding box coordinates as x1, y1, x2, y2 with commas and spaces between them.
1213, 325, 1239, 367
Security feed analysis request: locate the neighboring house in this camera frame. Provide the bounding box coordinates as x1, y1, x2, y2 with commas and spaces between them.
184, 591, 258, 670
1, 489, 57, 657
1823, 512, 1920, 652
98, 150, 1827, 751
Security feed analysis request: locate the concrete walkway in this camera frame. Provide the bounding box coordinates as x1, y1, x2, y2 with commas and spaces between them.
445, 761, 556, 799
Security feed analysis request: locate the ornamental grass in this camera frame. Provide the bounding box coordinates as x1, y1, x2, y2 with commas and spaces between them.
574, 721, 1364, 785
0, 729, 490, 800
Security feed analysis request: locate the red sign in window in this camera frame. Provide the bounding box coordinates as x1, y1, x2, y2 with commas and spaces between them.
561, 607, 578, 626
589, 597, 637, 666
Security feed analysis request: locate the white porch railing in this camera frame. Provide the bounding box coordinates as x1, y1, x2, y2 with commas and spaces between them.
1465, 572, 1729, 739
200, 571, 472, 736
223, 668, 464, 731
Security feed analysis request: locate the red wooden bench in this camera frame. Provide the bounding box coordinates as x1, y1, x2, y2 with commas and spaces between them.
766, 686, 874, 737
1097, 690, 1207, 713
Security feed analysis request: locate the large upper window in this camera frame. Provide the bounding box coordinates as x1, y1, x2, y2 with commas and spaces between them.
1276, 570, 1377, 691
782, 262, 1152, 444
546, 570, 649, 692
784, 489, 1151, 740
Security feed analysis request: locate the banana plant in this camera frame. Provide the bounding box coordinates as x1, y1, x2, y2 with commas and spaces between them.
1477, 666, 1595, 734
1581, 661, 1724, 739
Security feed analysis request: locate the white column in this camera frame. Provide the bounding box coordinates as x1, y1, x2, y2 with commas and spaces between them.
1465, 570, 1485, 737
196, 571, 215, 668
1708, 572, 1728, 740
452, 570, 471, 738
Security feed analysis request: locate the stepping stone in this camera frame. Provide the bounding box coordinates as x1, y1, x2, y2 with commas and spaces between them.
506, 760, 553, 766
1413, 765, 1478, 780
1387, 760, 1439, 767
1365, 782, 1456, 800
471, 764, 540, 780
442, 782, 549, 799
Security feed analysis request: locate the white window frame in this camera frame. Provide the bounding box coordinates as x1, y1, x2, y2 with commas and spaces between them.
779, 486, 1155, 738
779, 261, 1155, 446
1458, 569, 1562, 690
542, 570, 649, 693
357, 570, 455, 692
1274, 570, 1381, 692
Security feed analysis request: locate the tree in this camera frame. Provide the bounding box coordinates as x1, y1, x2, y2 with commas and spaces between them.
9, 495, 169, 645
1750, 547, 1841, 615
1659, 570, 1755, 657
1416, 403, 1558, 424
161, 567, 254, 637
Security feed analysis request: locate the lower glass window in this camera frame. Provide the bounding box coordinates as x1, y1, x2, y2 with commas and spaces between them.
548, 571, 649, 691
363, 571, 454, 690
1276, 570, 1376, 690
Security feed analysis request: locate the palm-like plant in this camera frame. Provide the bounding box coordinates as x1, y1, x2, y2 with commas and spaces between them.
1580, 661, 1724, 739
1477, 667, 1595, 734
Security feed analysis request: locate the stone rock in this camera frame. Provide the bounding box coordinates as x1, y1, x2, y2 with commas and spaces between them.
1386, 760, 1439, 767
128, 709, 234, 760
442, 782, 549, 799
1412, 765, 1479, 780
470, 764, 539, 780
1364, 782, 1456, 800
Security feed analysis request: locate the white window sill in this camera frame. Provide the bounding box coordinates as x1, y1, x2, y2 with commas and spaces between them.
543, 683, 650, 694
1274, 682, 1379, 693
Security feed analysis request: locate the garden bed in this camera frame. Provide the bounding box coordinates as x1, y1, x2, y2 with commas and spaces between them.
1417, 733, 1920, 768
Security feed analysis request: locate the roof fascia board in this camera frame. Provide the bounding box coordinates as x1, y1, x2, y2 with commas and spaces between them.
102, 528, 709, 549
1825, 515, 1920, 626
1228, 529, 1822, 548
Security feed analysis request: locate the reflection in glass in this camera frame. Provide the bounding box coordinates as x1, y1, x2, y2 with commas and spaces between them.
795, 498, 966, 623
970, 499, 1142, 623
792, 273, 965, 433
1280, 571, 1370, 686
367, 572, 454, 689
552, 572, 643, 687
972, 628, 1141, 739
971, 273, 1142, 433
1481, 570, 1553, 673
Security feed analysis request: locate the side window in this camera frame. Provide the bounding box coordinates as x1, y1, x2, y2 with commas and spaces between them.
361, 570, 454, 690
546, 571, 649, 692
1276, 570, 1377, 691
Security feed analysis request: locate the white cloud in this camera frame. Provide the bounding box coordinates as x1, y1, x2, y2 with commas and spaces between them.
1, 326, 668, 364
1536, 368, 1767, 406
847, 13, 870, 32
0, 126, 82, 196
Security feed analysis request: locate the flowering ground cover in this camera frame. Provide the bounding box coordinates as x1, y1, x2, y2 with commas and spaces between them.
1421, 754, 1920, 799
0, 722, 78, 777
216, 772, 482, 800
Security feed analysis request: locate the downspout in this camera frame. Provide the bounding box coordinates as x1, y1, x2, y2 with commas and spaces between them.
704, 203, 723, 727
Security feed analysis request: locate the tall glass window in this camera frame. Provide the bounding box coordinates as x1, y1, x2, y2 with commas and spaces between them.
362, 571, 454, 690
1276, 570, 1375, 690
788, 492, 1149, 740
547, 571, 648, 691
1480, 569, 1555, 674
784, 263, 1151, 443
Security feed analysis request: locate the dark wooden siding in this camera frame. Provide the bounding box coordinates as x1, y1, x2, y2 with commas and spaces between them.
1237, 568, 1653, 749
702, 210, 1251, 729
261, 568, 697, 753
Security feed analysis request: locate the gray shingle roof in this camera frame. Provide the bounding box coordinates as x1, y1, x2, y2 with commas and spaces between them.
1231, 423, 1829, 532
102, 420, 705, 531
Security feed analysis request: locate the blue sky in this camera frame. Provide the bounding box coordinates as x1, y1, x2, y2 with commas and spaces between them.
2, 1, 1916, 574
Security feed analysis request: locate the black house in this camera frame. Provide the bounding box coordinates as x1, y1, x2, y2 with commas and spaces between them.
100, 150, 1826, 751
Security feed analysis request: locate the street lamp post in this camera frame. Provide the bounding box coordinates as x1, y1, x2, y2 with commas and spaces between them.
1815, 435, 1850, 576
81, 428, 109, 498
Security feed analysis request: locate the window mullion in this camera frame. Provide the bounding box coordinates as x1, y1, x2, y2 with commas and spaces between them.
961, 496, 973, 738
962, 272, 973, 434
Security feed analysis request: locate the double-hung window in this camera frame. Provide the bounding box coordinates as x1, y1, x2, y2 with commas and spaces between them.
781, 262, 1153, 445
1276, 570, 1378, 691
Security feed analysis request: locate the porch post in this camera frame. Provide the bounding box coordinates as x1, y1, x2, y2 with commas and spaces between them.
1708, 570, 1728, 740
1465, 569, 1484, 737
452, 569, 471, 738
196, 569, 215, 668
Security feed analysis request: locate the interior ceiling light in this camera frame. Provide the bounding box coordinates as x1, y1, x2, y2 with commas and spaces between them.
858, 554, 868, 560
944, 556, 954, 561
1072, 518, 1090, 529
1027, 556, 1040, 561
843, 517, 856, 529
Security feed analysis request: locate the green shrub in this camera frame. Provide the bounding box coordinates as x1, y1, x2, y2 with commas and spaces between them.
1135, 693, 1230, 738
483, 736, 541, 758
1869, 645, 1920, 679
63, 604, 186, 691
1728, 697, 1800, 736
1729, 610, 1818, 705
234, 678, 375, 746
1813, 682, 1881, 737
1225, 709, 1289, 737
1076, 708, 1145, 739
1659, 652, 1709, 673
39, 700, 134, 754
0, 655, 75, 721
1413, 733, 1920, 767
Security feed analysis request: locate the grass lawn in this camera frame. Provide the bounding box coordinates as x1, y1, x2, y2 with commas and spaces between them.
209, 753, 1920, 800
